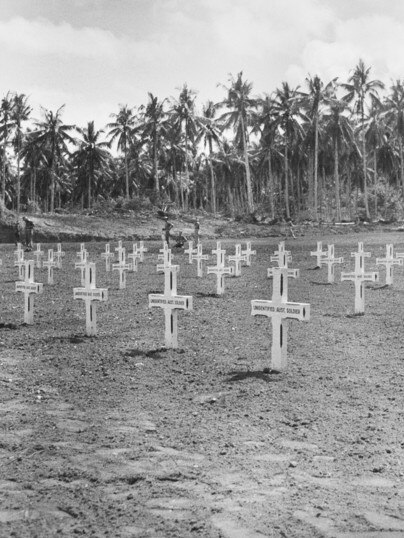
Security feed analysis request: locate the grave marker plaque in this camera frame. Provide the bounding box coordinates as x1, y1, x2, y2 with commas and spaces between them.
74, 262, 108, 336
341, 243, 378, 314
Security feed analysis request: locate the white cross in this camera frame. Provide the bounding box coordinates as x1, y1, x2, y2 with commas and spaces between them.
101, 243, 115, 272
128, 243, 141, 272
54, 243, 65, 268
241, 241, 256, 266
268, 251, 299, 279
184, 241, 197, 264
228, 244, 247, 277
310, 241, 327, 268
157, 243, 174, 273
14, 248, 25, 280
15, 260, 43, 325
43, 249, 58, 285
191, 243, 209, 277
251, 265, 310, 371
341, 244, 378, 314
14, 243, 23, 263
321, 244, 344, 283
138, 241, 148, 262
112, 245, 130, 289
270, 241, 292, 266
149, 263, 193, 348
75, 249, 88, 286
378, 244, 403, 285
207, 242, 234, 295
33, 243, 44, 269
73, 262, 108, 336
76, 242, 87, 259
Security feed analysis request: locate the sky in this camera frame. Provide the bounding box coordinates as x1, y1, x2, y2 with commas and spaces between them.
1, 0, 404, 129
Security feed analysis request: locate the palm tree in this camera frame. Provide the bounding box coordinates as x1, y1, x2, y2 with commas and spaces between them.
73, 121, 110, 208
20, 130, 45, 205
273, 82, 305, 219
301, 75, 337, 219
364, 96, 385, 214
32, 106, 76, 212
140, 93, 167, 196
195, 101, 222, 213
217, 72, 256, 213
11, 93, 31, 212
107, 105, 136, 200
384, 80, 404, 195
342, 59, 384, 219
0, 92, 14, 206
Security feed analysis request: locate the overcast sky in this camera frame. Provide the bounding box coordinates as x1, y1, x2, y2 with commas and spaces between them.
1, 0, 404, 128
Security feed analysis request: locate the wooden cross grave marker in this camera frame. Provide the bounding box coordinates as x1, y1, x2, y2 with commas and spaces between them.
138, 241, 147, 262
15, 260, 43, 324
341, 243, 378, 314
310, 241, 327, 268
321, 244, 344, 283
101, 243, 115, 272
184, 241, 197, 264
228, 244, 247, 277
149, 262, 192, 348
14, 248, 25, 280
270, 241, 292, 266
14, 243, 23, 261
207, 242, 234, 295
34, 243, 44, 269
191, 243, 209, 277
43, 249, 58, 285
112, 244, 131, 289
75, 249, 88, 286
242, 241, 256, 266
251, 264, 310, 372
76, 243, 87, 260
268, 251, 299, 279
54, 243, 65, 268
74, 262, 108, 336
157, 243, 174, 273
377, 244, 403, 285
128, 243, 141, 272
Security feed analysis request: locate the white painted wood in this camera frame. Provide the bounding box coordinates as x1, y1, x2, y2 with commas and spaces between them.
33, 243, 44, 269
74, 262, 108, 336
341, 243, 378, 314
101, 243, 115, 272
191, 243, 208, 277
241, 241, 256, 266
321, 244, 344, 283
15, 260, 43, 324
376, 244, 403, 285
43, 249, 57, 285
228, 244, 247, 277
207, 242, 234, 295
310, 241, 327, 268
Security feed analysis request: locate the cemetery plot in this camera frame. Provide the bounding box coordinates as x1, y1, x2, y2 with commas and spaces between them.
0, 235, 403, 538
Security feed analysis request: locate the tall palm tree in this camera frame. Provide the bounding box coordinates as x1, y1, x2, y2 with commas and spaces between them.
364, 96, 385, 213
195, 101, 222, 214
384, 80, 404, 195
217, 72, 256, 213
107, 105, 136, 200
273, 82, 305, 219
73, 121, 111, 208
140, 93, 167, 196
0, 92, 14, 206
342, 59, 384, 219
32, 106, 76, 213
20, 129, 45, 205
11, 93, 31, 212
301, 75, 337, 218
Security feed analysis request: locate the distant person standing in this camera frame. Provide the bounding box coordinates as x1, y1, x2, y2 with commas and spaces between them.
23, 216, 34, 250
163, 217, 173, 246
174, 231, 187, 249
194, 219, 200, 244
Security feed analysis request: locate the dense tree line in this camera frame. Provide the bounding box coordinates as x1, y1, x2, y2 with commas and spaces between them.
2, 59, 404, 221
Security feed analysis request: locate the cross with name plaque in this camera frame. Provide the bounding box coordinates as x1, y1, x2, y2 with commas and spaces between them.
377, 244, 403, 285
270, 241, 292, 266
112, 244, 131, 289
73, 262, 108, 336
184, 241, 197, 264
310, 241, 327, 268
101, 243, 115, 272
242, 241, 256, 266
14, 248, 25, 279
191, 243, 209, 277
341, 243, 378, 314
75, 248, 88, 286
15, 260, 43, 324
251, 264, 310, 371
43, 249, 58, 285
228, 244, 247, 277
33, 243, 44, 268
207, 242, 234, 295
149, 262, 193, 348
268, 251, 299, 279
321, 244, 344, 283
54, 243, 65, 268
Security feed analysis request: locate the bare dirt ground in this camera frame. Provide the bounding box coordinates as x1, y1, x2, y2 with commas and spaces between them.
1, 217, 404, 537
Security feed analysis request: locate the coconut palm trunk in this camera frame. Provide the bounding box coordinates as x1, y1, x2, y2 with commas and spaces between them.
334, 138, 341, 221
240, 115, 254, 213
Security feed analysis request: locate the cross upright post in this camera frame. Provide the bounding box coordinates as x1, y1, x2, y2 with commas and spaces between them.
191, 243, 209, 277
310, 241, 327, 268
128, 243, 141, 272
14, 248, 25, 280
101, 243, 115, 272
157, 243, 174, 273
33, 243, 44, 269
138, 241, 148, 262
341, 244, 379, 314
252, 265, 310, 371
75, 248, 88, 286
321, 244, 344, 283
270, 241, 292, 266
184, 241, 197, 264
149, 262, 193, 348
242, 241, 256, 266
378, 244, 403, 285
228, 244, 247, 277
76, 243, 87, 260
74, 262, 108, 336
112, 245, 131, 289
43, 249, 58, 285
207, 242, 234, 295
54, 243, 65, 268
15, 260, 43, 324
268, 251, 299, 279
